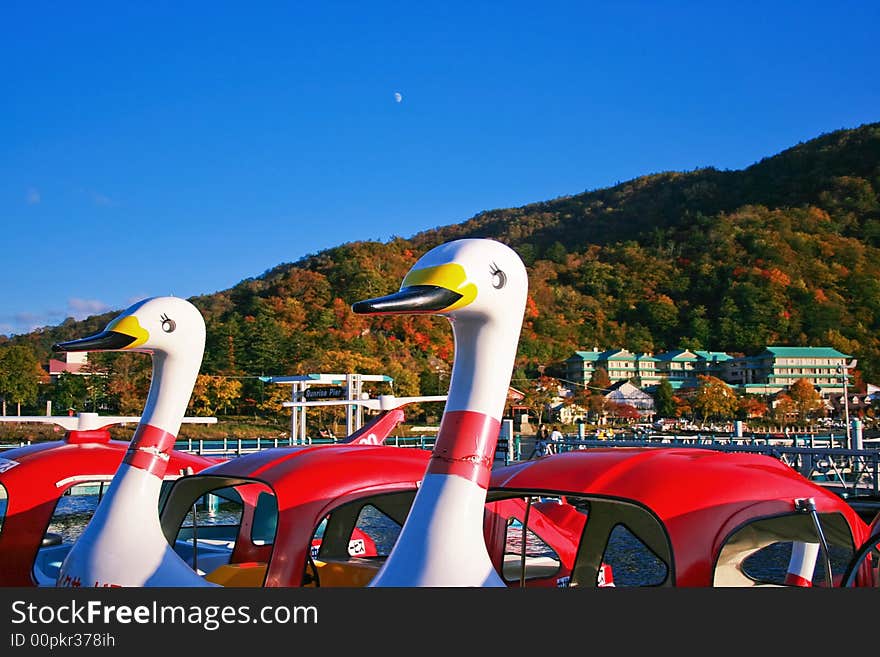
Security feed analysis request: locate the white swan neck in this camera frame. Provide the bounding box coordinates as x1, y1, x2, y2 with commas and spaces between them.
140, 351, 200, 437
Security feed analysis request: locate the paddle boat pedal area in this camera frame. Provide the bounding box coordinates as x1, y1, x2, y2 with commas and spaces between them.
0, 430, 219, 586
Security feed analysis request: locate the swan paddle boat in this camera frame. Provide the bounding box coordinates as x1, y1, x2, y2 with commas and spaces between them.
0, 413, 220, 586
49, 296, 223, 587
351, 237, 528, 586
488, 448, 876, 587
0, 394, 432, 587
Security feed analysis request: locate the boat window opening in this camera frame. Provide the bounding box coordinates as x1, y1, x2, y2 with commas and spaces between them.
600, 524, 668, 587
352, 504, 399, 557
308, 492, 415, 588
181, 488, 244, 530
33, 480, 107, 584
251, 492, 278, 545
313, 496, 408, 560
716, 512, 855, 587
501, 508, 562, 584
43, 481, 106, 545
159, 476, 277, 582
174, 485, 247, 576
569, 498, 671, 588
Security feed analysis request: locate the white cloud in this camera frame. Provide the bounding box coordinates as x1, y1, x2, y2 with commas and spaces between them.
0, 310, 63, 336
26, 188, 41, 204
0, 300, 116, 337
67, 298, 112, 319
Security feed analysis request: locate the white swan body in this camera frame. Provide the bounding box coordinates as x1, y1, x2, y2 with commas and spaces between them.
352, 238, 528, 586
52, 296, 215, 587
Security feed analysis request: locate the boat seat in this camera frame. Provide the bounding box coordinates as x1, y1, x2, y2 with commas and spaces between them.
203, 561, 268, 587
502, 554, 561, 581
311, 557, 385, 587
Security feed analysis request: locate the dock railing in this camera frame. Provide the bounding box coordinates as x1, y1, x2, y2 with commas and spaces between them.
548, 434, 880, 498
167, 434, 521, 465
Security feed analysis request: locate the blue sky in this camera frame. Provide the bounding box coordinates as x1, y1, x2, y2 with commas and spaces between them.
1, 1, 878, 337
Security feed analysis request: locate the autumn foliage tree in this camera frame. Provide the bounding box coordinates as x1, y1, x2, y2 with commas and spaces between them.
787, 378, 824, 422
189, 375, 243, 415
522, 376, 558, 426
772, 394, 798, 425
737, 395, 769, 420
692, 375, 739, 422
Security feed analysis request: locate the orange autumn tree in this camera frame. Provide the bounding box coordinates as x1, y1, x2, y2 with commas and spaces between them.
787, 378, 824, 423
692, 375, 738, 423
189, 375, 243, 415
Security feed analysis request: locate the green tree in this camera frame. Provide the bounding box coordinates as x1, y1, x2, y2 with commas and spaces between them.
95, 352, 151, 414
545, 241, 568, 264
0, 345, 43, 415
51, 371, 89, 413
653, 378, 676, 418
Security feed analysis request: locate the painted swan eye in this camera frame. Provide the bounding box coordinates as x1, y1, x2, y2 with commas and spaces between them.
160, 314, 176, 333
490, 263, 507, 289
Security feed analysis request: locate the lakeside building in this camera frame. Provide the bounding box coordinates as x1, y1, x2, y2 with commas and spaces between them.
564, 348, 661, 389
563, 344, 854, 399
47, 352, 89, 382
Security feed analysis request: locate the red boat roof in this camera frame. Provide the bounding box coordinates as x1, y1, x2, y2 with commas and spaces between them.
198, 443, 431, 503
0, 436, 219, 487
490, 448, 858, 519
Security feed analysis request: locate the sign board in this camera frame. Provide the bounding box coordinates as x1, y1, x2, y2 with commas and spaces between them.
303, 386, 346, 401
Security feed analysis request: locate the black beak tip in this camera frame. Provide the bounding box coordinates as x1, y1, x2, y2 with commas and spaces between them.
350, 285, 463, 315
47, 330, 136, 353
351, 300, 374, 314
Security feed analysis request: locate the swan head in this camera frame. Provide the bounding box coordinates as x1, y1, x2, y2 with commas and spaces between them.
52, 296, 206, 357
351, 238, 527, 322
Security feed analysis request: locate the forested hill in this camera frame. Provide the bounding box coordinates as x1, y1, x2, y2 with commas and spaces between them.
6, 121, 880, 399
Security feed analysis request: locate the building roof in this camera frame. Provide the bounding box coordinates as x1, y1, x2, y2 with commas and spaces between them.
605, 381, 655, 409
693, 350, 733, 362
654, 349, 699, 362
603, 349, 636, 361
606, 380, 653, 398
569, 348, 638, 362
761, 346, 850, 359
569, 349, 604, 362
49, 352, 88, 375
